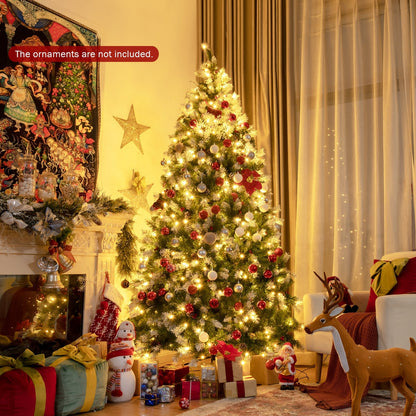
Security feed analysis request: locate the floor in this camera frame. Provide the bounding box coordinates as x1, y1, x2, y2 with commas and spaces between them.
85, 363, 328, 416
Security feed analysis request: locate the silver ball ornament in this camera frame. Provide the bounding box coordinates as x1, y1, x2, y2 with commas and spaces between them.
234, 283, 244, 293
233, 173, 243, 183
203, 232, 217, 245
197, 248, 207, 258
164, 292, 173, 302
197, 182, 207, 193
197, 150, 206, 159
171, 238, 180, 247
210, 144, 219, 154
247, 151, 255, 159
207, 270, 218, 281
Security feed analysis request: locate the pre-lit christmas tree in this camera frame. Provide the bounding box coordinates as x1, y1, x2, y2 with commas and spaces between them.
129, 47, 298, 358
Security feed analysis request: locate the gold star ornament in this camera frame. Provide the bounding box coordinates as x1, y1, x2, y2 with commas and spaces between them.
119, 171, 153, 211
114, 105, 150, 154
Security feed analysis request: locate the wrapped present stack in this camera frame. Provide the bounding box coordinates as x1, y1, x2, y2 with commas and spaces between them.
201, 364, 218, 399
158, 362, 189, 396
214, 341, 257, 399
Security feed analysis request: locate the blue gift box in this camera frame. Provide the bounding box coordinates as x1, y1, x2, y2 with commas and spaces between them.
145, 392, 161, 406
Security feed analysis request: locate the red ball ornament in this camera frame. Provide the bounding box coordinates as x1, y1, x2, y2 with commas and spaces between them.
231, 192, 239, 201
199, 210, 208, 220
248, 264, 258, 273
138, 291, 146, 301
216, 177, 224, 186
190, 231, 199, 240
160, 258, 169, 267
166, 264, 176, 273
229, 113, 237, 121
209, 345, 218, 355
234, 301, 243, 311
275, 247, 284, 256
232, 330, 242, 340
158, 288, 167, 297
236, 156, 245, 165
189, 119, 197, 128
221, 100, 229, 109
223, 139, 232, 147
161, 227, 170, 235
224, 287, 233, 297
211, 161, 220, 170
147, 291, 157, 301
166, 189, 176, 198
211, 205, 220, 214
188, 285, 198, 295
243, 122, 250, 128
209, 298, 220, 309
265, 359, 276, 370
100, 300, 109, 310
268, 254, 277, 263
257, 300, 266, 310
179, 397, 190, 409
185, 303, 194, 313
263, 270, 273, 279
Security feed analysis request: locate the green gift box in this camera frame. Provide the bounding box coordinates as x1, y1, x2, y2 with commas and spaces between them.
46, 344, 108, 416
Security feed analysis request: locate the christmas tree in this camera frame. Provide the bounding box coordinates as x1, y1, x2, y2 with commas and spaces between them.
129, 47, 298, 358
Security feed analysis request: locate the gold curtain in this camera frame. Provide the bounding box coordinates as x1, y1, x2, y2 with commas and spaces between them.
197, 0, 297, 256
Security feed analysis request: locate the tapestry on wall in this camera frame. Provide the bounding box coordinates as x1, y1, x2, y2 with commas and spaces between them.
0, 0, 99, 198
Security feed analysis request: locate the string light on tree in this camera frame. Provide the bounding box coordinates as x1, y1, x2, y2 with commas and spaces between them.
129, 46, 298, 356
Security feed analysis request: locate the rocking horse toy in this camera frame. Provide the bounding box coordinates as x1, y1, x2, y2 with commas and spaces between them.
304, 272, 416, 416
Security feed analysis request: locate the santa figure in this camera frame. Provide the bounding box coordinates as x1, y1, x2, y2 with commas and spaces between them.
266, 342, 297, 390
113, 320, 136, 349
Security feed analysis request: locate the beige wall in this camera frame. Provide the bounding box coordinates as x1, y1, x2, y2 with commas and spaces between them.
36, 0, 198, 231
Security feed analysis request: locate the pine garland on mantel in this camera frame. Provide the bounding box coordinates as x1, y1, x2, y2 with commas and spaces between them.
0, 191, 133, 244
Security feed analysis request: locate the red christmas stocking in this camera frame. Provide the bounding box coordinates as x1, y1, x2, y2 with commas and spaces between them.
89, 272, 124, 344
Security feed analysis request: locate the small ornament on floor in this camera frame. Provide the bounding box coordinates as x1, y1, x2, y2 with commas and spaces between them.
266, 342, 297, 390
179, 396, 190, 409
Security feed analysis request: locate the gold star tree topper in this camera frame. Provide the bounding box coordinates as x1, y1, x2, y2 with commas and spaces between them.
114, 105, 150, 154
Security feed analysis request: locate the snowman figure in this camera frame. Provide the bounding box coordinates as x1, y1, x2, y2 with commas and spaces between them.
113, 320, 136, 349
106, 343, 136, 402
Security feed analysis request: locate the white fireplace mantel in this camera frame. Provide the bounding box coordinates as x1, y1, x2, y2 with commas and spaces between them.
0, 213, 131, 333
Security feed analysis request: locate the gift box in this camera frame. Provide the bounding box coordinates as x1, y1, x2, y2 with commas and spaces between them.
144, 392, 161, 406
0, 349, 56, 416
201, 380, 218, 399
250, 355, 279, 385
139, 361, 158, 399
216, 355, 243, 383
224, 376, 257, 398
89, 341, 107, 359
157, 384, 176, 402
158, 364, 189, 396
181, 376, 201, 400
46, 344, 108, 415
201, 364, 216, 381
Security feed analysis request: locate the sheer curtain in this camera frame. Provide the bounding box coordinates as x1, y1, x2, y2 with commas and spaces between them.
294, 0, 416, 300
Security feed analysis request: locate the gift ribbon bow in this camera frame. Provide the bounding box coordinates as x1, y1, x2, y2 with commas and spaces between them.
0, 198, 33, 229
33, 207, 65, 241
48, 239, 76, 264
0, 349, 47, 416
216, 341, 242, 361
49, 344, 98, 412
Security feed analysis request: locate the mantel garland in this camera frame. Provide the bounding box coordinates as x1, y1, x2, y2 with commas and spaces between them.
0, 191, 133, 245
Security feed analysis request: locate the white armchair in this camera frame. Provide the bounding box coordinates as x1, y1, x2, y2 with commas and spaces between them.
303, 251, 416, 388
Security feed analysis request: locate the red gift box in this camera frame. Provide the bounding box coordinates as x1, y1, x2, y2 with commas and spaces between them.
158, 365, 189, 396
0, 351, 56, 416
181, 379, 201, 400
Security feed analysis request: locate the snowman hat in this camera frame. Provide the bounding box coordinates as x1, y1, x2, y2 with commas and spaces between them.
107, 342, 134, 361
117, 320, 136, 336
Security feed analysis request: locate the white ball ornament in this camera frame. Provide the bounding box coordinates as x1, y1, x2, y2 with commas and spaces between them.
252, 232, 262, 242
203, 232, 217, 245
244, 212, 254, 221
199, 331, 209, 342
210, 144, 219, 154
235, 227, 245, 237
207, 270, 218, 281
259, 203, 270, 212
233, 173, 243, 183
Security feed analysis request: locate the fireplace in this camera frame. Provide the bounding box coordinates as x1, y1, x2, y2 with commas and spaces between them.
0, 213, 129, 342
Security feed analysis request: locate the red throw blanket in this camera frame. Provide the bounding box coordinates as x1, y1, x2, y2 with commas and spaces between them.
300, 312, 377, 410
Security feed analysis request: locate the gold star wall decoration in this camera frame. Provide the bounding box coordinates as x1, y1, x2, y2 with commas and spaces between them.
119, 171, 153, 211
114, 105, 150, 154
